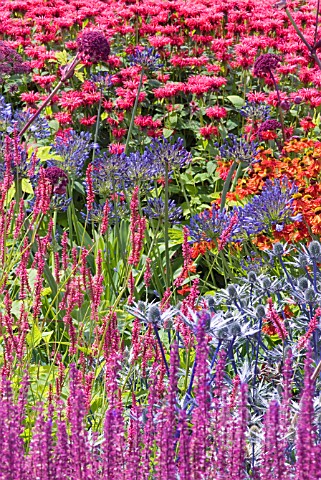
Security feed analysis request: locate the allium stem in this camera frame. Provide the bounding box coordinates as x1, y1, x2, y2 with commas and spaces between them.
314, 0, 320, 46
124, 68, 144, 154
220, 160, 237, 212
284, 7, 321, 71
268, 68, 286, 143
19, 55, 80, 137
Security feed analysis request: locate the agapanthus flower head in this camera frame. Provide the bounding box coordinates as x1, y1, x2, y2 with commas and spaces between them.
253, 54, 281, 77
239, 101, 271, 121
122, 150, 162, 187
0, 41, 30, 79
143, 197, 182, 223
9, 111, 50, 140
238, 177, 302, 236
92, 152, 124, 195
44, 167, 68, 195
90, 71, 113, 89
0, 96, 12, 125
217, 134, 258, 164
49, 130, 92, 178
188, 206, 239, 244
81, 200, 129, 224
129, 46, 162, 71
147, 137, 191, 169
77, 30, 110, 64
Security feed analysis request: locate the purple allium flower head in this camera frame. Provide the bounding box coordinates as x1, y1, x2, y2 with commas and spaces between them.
44, 167, 68, 194
253, 53, 281, 77
77, 30, 110, 64
0, 41, 30, 79
257, 119, 282, 139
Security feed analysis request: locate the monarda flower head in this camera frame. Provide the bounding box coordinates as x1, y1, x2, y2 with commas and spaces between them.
253, 54, 281, 77
77, 30, 110, 64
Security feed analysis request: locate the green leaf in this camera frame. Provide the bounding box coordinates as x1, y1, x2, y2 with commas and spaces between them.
207, 161, 216, 175
4, 185, 15, 207
11, 300, 23, 318
36, 146, 63, 162
41, 287, 52, 296
168, 228, 184, 244
169, 113, 177, 126
226, 95, 245, 107
226, 120, 238, 131
74, 70, 85, 82
48, 119, 60, 132
21, 178, 34, 194
42, 331, 53, 344
55, 50, 68, 66
163, 128, 174, 138
26, 324, 42, 348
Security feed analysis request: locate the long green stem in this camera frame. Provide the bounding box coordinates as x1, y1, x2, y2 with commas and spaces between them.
92, 87, 103, 163
164, 161, 171, 288
124, 69, 144, 154
220, 160, 237, 212
231, 162, 243, 191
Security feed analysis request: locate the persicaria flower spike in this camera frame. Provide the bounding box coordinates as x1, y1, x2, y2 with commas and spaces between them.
77, 30, 110, 64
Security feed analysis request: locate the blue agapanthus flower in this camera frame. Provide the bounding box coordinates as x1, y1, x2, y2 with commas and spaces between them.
238, 177, 302, 236
188, 206, 238, 243
239, 101, 271, 121
146, 137, 191, 169
129, 47, 163, 71
92, 152, 124, 195
48, 130, 92, 178
9, 110, 50, 140
0, 95, 12, 125
144, 197, 182, 223
217, 134, 259, 164
121, 150, 161, 186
